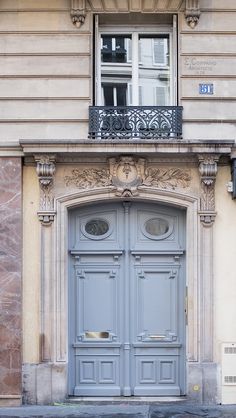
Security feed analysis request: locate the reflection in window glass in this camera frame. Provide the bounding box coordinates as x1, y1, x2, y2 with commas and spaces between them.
145, 218, 169, 237
100, 33, 171, 106
102, 83, 127, 106
101, 35, 132, 106
101, 35, 130, 63
85, 219, 109, 236
139, 36, 170, 106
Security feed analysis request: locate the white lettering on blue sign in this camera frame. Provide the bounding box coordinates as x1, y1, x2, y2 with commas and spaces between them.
199, 84, 214, 95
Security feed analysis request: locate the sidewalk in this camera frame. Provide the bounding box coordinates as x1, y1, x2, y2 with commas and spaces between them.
1, 402, 236, 418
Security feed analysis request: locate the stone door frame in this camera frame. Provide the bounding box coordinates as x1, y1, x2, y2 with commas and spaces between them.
50, 188, 199, 393
34, 177, 217, 402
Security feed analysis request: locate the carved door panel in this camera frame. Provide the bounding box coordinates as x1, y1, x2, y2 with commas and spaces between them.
68, 202, 185, 396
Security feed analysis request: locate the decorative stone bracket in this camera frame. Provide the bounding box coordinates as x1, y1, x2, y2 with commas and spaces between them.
70, 0, 87, 28
185, 0, 201, 29
35, 155, 56, 225
198, 155, 219, 226
70, 0, 200, 29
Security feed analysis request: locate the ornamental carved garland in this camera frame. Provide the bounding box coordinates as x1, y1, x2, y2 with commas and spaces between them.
142, 168, 190, 189
65, 168, 110, 188
64, 156, 191, 196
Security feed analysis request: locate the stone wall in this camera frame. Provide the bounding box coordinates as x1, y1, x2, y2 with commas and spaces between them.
0, 0, 236, 143
0, 158, 22, 406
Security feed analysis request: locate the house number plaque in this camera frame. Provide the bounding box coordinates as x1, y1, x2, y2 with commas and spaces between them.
199, 83, 214, 95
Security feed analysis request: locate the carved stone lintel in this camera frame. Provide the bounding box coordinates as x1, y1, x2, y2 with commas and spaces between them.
35, 155, 56, 224
185, 0, 200, 29
64, 156, 191, 196
198, 155, 219, 226
70, 0, 86, 28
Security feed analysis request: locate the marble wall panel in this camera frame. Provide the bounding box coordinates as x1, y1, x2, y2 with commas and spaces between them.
0, 158, 22, 398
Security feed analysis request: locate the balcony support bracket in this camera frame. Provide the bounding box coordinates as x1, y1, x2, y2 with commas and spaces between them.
70, 0, 87, 28
185, 0, 201, 29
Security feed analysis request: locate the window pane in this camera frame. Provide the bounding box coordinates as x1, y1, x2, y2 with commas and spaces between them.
139, 36, 170, 106
85, 219, 109, 236
101, 35, 132, 106
102, 84, 127, 106
103, 85, 114, 106
116, 84, 127, 106
101, 35, 131, 63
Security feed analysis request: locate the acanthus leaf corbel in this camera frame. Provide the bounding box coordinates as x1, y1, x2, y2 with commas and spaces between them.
198, 154, 219, 226
70, 0, 87, 28
35, 155, 56, 226
185, 0, 201, 29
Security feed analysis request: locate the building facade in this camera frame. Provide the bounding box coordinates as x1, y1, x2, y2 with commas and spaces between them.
1, 0, 236, 406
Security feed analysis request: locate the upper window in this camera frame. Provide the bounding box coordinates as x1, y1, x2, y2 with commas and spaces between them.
96, 16, 177, 107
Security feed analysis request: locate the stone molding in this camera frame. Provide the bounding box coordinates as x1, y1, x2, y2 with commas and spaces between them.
70, 0, 86, 28
64, 156, 191, 197
70, 0, 195, 27
71, 0, 184, 14
35, 155, 56, 225
198, 155, 219, 227
185, 0, 201, 29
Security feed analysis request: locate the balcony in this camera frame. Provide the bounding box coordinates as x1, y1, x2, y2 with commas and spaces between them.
88, 106, 183, 141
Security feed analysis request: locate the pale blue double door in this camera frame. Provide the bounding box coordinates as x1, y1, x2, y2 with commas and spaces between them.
69, 202, 186, 396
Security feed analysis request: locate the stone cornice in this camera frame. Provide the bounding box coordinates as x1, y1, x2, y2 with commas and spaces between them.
69, 0, 197, 28
71, 0, 185, 14
1, 140, 234, 159
20, 139, 234, 157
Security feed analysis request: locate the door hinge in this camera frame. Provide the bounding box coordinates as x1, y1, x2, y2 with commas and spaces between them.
185, 286, 188, 325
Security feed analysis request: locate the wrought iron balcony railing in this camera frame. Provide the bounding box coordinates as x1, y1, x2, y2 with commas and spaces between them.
88, 106, 183, 140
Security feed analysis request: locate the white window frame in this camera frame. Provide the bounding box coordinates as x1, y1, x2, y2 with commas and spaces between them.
95, 15, 177, 106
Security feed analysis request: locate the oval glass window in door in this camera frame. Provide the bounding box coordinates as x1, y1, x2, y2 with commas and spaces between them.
143, 217, 173, 240
82, 218, 110, 240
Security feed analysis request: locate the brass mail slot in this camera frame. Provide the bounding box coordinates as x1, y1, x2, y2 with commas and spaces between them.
85, 331, 109, 339
149, 335, 166, 339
